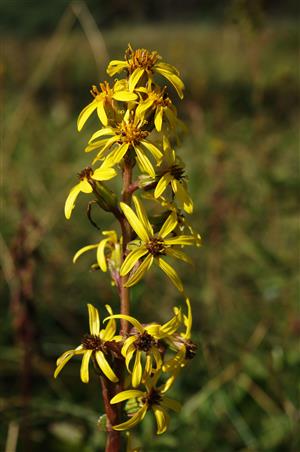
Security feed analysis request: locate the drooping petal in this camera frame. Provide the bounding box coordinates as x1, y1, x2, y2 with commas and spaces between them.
154, 173, 173, 198
54, 350, 75, 378
140, 140, 163, 161
183, 297, 192, 339
135, 146, 156, 178
157, 258, 183, 292
87, 304, 100, 335
172, 180, 193, 214
125, 254, 154, 287
95, 350, 118, 382
100, 304, 116, 341
154, 106, 163, 132
121, 336, 137, 357
129, 68, 145, 91
120, 247, 148, 276
120, 202, 149, 242
153, 405, 170, 435
80, 350, 92, 383
96, 238, 109, 272
64, 183, 84, 220
159, 211, 178, 239
106, 142, 130, 165
73, 244, 98, 263
77, 100, 97, 131
132, 195, 154, 236
110, 390, 144, 404
97, 101, 108, 126
135, 97, 154, 119
158, 309, 182, 337
132, 350, 142, 387
151, 346, 163, 371
112, 404, 148, 431
107, 60, 128, 76
125, 346, 136, 372
155, 66, 184, 99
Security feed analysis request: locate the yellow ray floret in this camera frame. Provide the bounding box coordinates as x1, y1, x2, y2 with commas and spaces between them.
54, 304, 121, 383
119, 196, 196, 292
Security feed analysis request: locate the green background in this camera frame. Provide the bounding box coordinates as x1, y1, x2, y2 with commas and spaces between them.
1, 1, 299, 450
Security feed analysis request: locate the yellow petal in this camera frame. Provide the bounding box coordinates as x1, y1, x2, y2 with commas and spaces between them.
173, 180, 193, 214
122, 336, 137, 357
110, 390, 144, 404
120, 203, 149, 242
125, 254, 154, 287
155, 67, 184, 99
164, 235, 196, 246
87, 304, 100, 335
64, 183, 83, 220
157, 258, 183, 292
100, 304, 116, 340
80, 350, 92, 383
132, 195, 154, 236
92, 166, 117, 181
120, 247, 148, 276
125, 347, 136, 372
54, 350, 75, 378
154, 107, 163, 132
107, 60, 128, 76
135, 98, 154, 119
159, 211, 178, 239
73, 244, 98, 263
89, 127, 114, 143
77, 100, 97, 131
153, 405, 169, 435
135, 146, 156, 178
112, 404, 148, 431
132, 351, 142, 387
154, 173, 173, 198
159, 309, 181, 337
106, 142, 130, 165
184, 298, 192, 339
104, 314, 144, 333
151, 346, 163, 370
112, 91, 138, 101
95, 350, 118, 382
96, 238, 109, 272
129, 68, 145, 91
97, 101, 108, 126
140, 140, 162, 161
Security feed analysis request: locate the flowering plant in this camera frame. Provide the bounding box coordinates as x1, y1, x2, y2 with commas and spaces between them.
55, 45, 200, 451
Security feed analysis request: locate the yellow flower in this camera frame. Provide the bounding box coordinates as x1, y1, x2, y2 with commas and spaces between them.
110, 374, 181, 434
77, 80, 138, 130
85, 113, 162, 177
120, 196, 196, 292
104, 309, 182, 387
135, 86, 178, 132
73, 231, 121, 272
163, 298, 197, 379
64, 163, 117, 219
54, 304, 121, 383
154, 147, 193, 214
107, 44, 185, 99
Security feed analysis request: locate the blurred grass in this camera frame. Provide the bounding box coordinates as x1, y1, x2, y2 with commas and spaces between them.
1, 17, 299, 452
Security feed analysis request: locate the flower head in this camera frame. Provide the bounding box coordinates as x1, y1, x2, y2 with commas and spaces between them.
120, 196, 196, 292
64, 162, 117, 219
104, 309, 182, 387
110, 374, 181, 434
107, 44, 185, 99
54, 304, 121, 383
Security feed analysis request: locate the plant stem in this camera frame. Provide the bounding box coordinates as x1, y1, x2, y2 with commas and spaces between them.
100, 377, 121, 452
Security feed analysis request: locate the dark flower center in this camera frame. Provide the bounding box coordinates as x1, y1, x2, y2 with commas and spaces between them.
78, 167, 94, 181
82, 334, 106, 352
185, 340, 197, 360
142, 388, 162, 407
170, 164, 185, 180
146, 237, 165, 256
135, 331, 157, 352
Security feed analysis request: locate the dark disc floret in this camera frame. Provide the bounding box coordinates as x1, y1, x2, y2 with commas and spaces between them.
135, 331, 157, 352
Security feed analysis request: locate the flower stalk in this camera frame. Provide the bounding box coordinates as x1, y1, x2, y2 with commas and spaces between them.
55, 45, 200, 451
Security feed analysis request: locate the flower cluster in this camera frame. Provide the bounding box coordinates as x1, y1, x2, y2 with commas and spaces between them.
56, 45, 199, 441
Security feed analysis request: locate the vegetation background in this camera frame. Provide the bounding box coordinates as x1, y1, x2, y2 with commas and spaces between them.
1, 0, 299, 450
